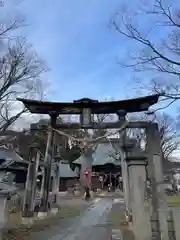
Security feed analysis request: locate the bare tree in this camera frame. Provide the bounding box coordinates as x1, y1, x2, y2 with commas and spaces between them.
92, 113, 115, 138
157, 113, 180, 158
112, 0, 180, 109
108, 112, 180, 164
0, 2, 47, 132
0, 39, 46, 132
127, 112, 180, 159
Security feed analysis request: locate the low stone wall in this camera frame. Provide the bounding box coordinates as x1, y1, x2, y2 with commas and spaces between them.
128, 198, 180, 240
6, 194, 22, 213
171, 208, 180, 240
150, 207, 180, 240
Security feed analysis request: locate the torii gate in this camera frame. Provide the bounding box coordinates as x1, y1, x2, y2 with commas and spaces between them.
18, 94, 170, 240
18, 95, 158, 201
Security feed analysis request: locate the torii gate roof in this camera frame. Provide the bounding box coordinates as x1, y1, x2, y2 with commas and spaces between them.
17, 94, 160, 115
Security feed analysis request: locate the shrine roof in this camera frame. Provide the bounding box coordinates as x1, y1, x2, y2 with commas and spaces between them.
0, 146, 28, 171
17, 94, 160, 115
73, 142, 121, 166
58, 162, 78, 178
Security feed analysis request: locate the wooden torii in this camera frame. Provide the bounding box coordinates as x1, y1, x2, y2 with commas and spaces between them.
18, 94, 160, 216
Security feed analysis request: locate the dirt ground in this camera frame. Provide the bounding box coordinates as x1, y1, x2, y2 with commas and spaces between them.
108, 202, 135, 240
2, 197, 94, 240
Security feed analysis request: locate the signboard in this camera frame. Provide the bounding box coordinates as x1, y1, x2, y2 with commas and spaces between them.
80, 108, 92, 128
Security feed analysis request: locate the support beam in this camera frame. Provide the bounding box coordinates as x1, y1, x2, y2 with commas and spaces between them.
121, 144, 131, 220
51, 132, 59, 205
22, 148, 39, 217
38, 161, 47, 167
32, 151, 40, 209
40, 114, 57, 213
31, 121, 149, 130
117, 115, 131, 220
54, 121, 149, 129
40, 129, 52, 199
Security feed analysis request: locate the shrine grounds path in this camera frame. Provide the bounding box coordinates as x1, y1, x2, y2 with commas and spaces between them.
3, 193, 125, 240
28, 194, 125, 240
29, 198, 113, 240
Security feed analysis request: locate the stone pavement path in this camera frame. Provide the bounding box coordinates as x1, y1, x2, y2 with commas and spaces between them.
43, 198, 113, 240
110, 200, 125, 240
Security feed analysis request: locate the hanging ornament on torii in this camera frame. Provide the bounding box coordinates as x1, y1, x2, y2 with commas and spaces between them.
52, 120, 128, 150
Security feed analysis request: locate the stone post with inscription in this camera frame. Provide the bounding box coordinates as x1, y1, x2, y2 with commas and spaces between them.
146, 122, 169, 240
126, 153, 151, 240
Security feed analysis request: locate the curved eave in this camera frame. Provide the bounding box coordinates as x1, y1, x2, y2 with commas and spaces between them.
72, 160, 121, 167
93, 162, 121, 167
72, 162, 81, 167
0, 166, 27, 171
17, 94, 160, 115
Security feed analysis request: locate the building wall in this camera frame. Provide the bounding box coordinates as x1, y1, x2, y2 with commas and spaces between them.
12, 170, 27, 184
59, 177, 78, 191
91, 175, 101, 190
59, 178, 67, 191
66, 178, 78, 189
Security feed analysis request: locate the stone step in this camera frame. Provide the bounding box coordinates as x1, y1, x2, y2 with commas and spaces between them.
112, 229, 123, 239
113, 198, 124, 204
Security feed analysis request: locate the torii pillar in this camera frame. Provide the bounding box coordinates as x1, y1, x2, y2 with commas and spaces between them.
146, 123, 169, 240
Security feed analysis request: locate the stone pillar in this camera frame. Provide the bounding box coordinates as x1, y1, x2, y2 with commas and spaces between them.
126, 155, 151, 240
52, 163, 60, 194
0, 195, 9, 239
172, 208, 180, 240
146, 123, 169, 240
121, 139, 137, 220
